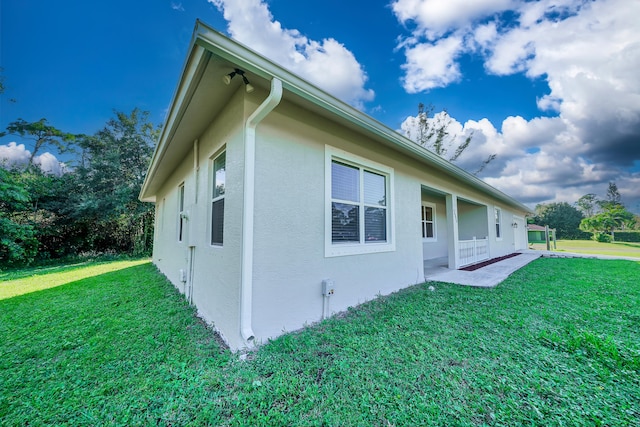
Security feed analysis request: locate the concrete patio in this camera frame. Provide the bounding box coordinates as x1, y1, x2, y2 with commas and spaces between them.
425, 251, 542, 288
425, 249, 640, 288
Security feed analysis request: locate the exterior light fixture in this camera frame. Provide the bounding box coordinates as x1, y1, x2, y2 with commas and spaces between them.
512, 222, 518, 228
223, 68, 254, 93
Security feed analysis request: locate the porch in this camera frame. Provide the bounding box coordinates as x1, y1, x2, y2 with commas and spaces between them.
421, 186, 491, 275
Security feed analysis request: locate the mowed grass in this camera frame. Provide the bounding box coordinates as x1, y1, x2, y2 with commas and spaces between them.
0, 259, 150, 300
1, 258, 639, 426
530, 239, 640, 258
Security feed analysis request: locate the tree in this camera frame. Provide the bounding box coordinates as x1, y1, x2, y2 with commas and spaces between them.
577, 181, 636, 241
580, 207, 635, 240
0, 168, 38, 266
72, 109, 158, 255
533, 202, 587, 239
1, 118, 75, 166
403, 103, 496, 175
575, 193, 598, 217
598, 181, 622, 211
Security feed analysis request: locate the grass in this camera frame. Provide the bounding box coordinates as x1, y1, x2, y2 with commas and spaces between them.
1, 258, 639, 426
0, 259, 149, 300
529, 239, 640, 257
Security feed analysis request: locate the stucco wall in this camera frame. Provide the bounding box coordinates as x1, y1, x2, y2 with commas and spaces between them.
458, 202, 489, 241
250, 101, 424, 343
421, 193, 448, 260
247, 98, 529, 345
152, 88, 247, 349
151, 86, 529, 350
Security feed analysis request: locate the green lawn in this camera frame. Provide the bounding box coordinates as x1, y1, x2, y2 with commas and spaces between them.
1, 258, 639, 426
530, 239, 640, 258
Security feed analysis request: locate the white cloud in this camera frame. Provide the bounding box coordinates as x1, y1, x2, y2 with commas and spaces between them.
392, 0, 514, 40
394, 0, 640, 212
0, 142, 30, 166
171, 3, 185, 12
401, 36, 464, 92
0, 142, 65, 176
208, 0, 374, 108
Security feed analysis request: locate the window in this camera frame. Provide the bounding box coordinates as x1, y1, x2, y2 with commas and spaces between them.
495, 207, 502, 239
178, 184, 185, 242
211, 151, 225, 246
421, 202, 436, 241
326, 147, 394, 257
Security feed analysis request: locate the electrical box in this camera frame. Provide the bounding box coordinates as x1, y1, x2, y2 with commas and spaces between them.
179, 269, 187, 283
322, 279, 335, 296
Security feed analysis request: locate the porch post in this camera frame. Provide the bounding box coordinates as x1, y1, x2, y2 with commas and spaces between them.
446, 194, 459, 269
486, 205, 493, 258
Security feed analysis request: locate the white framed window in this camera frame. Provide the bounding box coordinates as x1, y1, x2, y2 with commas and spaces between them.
178, 184, 185, 242
325, 146, 395, 257
495, 207, 502, 240
421, 202, 437, 241
211, 150, 226, 246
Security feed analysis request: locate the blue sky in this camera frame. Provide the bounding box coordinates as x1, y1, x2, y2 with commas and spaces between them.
2, 0, 639, 212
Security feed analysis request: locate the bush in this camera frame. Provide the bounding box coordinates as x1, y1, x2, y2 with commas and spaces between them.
595, 233, 612, 243
613, 231, 640, 242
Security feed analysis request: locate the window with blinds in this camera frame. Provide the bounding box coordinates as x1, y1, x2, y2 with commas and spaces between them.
330, 159, 388, 244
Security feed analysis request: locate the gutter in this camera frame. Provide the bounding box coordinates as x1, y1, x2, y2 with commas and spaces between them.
240, 78, 283, 345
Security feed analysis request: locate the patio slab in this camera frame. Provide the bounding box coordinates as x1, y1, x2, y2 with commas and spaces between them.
425, 249, 640, 288
425, 251, 542, 288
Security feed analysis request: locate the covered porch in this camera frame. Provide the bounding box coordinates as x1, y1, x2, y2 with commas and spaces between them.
421, 186, 491, 278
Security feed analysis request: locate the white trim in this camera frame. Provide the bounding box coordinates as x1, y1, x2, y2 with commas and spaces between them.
209, 149, 226, 247
421, 202, 437, 242
324, 145, 395, 257
177, 183, 185, 242
495, 207, 503, 241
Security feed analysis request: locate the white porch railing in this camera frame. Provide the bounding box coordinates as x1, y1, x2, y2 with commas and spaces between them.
459, 237, 489, 267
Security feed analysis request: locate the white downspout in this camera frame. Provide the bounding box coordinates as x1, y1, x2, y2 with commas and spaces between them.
240, 78, 283, 345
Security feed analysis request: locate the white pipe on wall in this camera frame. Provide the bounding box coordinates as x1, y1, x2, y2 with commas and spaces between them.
240, 78, 283, 345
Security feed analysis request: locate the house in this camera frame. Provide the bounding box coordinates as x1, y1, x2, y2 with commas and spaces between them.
139, 21, 532, 351
528, 224, 556, 246
527, 224, 547, 242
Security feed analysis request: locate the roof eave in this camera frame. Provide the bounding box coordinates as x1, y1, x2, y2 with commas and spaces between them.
140, 20, 533, 215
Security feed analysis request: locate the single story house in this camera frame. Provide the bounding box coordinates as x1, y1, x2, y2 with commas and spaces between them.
527, 224, 547, 242
140, 20, 532, 351
528, 224, 556, 246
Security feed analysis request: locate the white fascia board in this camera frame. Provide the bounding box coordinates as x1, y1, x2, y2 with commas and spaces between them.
146, 20, 532, 215
139, 29, 209, 202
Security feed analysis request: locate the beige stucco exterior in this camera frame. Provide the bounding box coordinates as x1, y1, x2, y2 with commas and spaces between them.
141, 22, 532, 351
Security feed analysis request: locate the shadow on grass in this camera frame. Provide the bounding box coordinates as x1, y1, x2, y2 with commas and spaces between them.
613, 241, 640, 249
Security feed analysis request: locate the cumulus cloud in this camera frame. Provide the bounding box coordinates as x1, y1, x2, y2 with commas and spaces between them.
402, 36, 464, 92
0, 142, 66, 175
392, 0, 514, 40
208, 0, 374, 108
393, 0, 640, 212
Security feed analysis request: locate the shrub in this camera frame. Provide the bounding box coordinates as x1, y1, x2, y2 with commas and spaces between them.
613, 231, 640, 242
595, 233, 612, 243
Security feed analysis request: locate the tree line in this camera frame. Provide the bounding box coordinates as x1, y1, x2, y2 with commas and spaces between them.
0, 109, 157, 267
531, 182, 638, 241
